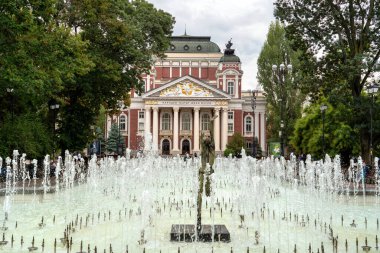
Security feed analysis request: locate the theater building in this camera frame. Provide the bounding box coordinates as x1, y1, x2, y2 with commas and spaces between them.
106, 35, 266, 155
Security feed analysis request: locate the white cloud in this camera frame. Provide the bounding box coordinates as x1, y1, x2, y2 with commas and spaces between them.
148, 0, 275, 90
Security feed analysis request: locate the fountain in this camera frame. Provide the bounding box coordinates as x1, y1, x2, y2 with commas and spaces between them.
0, 134, 378, 252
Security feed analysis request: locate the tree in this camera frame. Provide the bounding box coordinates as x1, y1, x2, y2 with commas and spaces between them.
275, 0, 380, 161
56, 0, 174, 153
0, 0, 93, 156
225, 133, 244, 157
290, 100, 360, 162
0, 0, 174, 156
0, 114, 52, 159
257, 21, 306, 154
106, 123, 121, 154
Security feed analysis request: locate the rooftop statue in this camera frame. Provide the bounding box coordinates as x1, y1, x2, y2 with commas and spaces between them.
226, 39, 233, 49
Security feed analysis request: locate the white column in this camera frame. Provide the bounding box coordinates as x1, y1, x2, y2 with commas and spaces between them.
221, 108, 228, 151
260, 112, 266, 154
213, 108, 220, 152
235, 75, 239, 98
147, 75, 151, 91
193, 107, 200, 152
144, 106, 151, 135
152, 107, 159, 149
198, 62, 201, 78
173, 107, 179, 152
223, 75, 226, 91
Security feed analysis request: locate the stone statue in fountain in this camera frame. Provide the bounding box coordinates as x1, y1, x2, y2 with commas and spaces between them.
196, 115, 217, 240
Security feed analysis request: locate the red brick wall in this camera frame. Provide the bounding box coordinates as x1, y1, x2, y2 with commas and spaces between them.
162, 67, 170, 78
172, 67, 180, 78
208, 67, 217, 80
129, 109, 139, 150
182, 67, 189, 76
201, 68, 208, 79
156, 67, 162, 80
234, 110, 243, 134
191, 68, 199, 78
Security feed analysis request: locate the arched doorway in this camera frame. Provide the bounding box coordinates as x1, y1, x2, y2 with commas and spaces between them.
162, 139, 170, 155
182, 139, 190, 155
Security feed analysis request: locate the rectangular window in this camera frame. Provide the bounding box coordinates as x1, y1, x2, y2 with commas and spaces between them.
139, 111, 144, 119
228, 112, 233, 120
138, 122, 144, 131
228, 123, 234, 133
246, 142, 252, 149
227, 81, 234, 95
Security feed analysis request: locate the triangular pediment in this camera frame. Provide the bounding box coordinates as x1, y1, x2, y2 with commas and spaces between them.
142, 76, 231, 99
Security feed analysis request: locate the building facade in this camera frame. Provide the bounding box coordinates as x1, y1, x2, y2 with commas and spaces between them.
106, 35, 266, 155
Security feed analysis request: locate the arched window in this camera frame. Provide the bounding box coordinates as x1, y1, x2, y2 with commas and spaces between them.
161, 113, 171, 130
201, 114, 211, 131
245, 116, 252, 133
119, 115, 126, 131
182, 113, 191, 130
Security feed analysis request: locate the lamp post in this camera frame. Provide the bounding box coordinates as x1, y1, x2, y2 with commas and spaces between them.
49, 102, 59, 160
250, 89, 257, 157
367, 84, 379, 166
320, 104, 328, 156
6, 88, 14, 152
272, 63, 292, 157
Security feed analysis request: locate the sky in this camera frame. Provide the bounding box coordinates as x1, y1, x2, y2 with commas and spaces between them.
148, 0, 276, 90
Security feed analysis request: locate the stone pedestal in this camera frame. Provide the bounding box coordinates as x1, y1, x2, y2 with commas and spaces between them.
170, 224, 230, 242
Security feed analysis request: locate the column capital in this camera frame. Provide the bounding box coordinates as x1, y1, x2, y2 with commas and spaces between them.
145, 105, 151, 110
194, 107, 200, 112
153, 107, 159, 112
214, 107, 221, 113
222, 107, 229, 112
173, 106, 180, 112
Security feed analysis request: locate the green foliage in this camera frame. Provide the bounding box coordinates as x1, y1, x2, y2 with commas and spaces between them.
290, 100, 360, 160
274, 0, 380, 160
106, 123, 121, 153
0, 0, 174, 156
0, 114, 52, 158
257, 21, 306, 152
226, 133, 244, 157
224, 148, 234, 157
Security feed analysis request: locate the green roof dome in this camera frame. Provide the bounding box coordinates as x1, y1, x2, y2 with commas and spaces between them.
167, 35, 221, 53
219, 55, 241, 63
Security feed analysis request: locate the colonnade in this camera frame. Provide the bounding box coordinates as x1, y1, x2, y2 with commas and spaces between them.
144, 106, 228, 154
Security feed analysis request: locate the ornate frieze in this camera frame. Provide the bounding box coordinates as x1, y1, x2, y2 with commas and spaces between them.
160, 81, 214, 97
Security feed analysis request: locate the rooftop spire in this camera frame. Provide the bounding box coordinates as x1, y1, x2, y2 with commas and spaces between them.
184, 24, 187, 36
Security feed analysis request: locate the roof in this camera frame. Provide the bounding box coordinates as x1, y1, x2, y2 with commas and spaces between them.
219, 55, 241, 63
167, 35, 221, 53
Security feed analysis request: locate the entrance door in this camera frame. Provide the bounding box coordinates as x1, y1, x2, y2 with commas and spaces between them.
162, 139, 170, 155
182, 139, 190, 155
